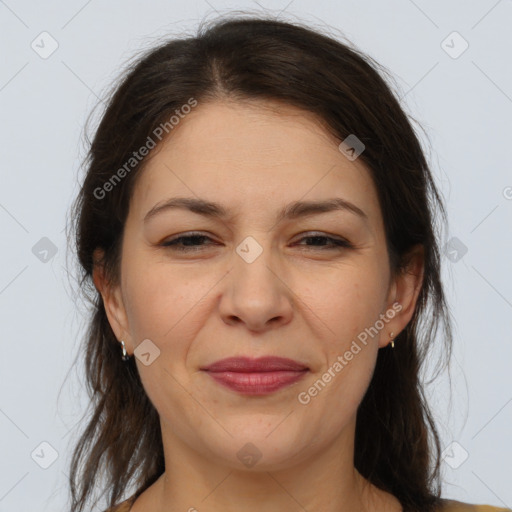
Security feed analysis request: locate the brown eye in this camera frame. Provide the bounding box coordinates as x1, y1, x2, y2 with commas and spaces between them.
293, 233, 354, 250
161, 233, 217, 252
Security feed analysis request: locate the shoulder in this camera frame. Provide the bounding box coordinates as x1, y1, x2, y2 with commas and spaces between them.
103, 495, 136, 512
102, 497, 512, 512
440, 498, 512, 512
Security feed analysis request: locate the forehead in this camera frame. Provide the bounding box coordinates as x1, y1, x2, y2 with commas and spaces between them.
130, 100, 381, 227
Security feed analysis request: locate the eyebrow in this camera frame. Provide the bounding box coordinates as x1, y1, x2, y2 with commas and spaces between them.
143, 196, 368, 225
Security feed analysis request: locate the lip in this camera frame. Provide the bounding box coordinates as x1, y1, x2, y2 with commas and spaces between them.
201, 356, 309, 372
200, 357, 309, 395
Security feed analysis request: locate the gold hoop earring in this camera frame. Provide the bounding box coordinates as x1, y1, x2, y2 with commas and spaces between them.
389, 332, 395, 349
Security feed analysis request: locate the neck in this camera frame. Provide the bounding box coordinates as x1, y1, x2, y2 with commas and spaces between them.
139, 419, 400, 512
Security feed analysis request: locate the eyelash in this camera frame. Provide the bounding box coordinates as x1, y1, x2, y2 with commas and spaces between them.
160, 232, 354, 252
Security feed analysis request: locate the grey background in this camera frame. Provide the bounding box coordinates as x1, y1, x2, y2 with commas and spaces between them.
1, 0, 511, 510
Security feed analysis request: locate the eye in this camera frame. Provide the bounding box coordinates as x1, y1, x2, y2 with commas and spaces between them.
160, 232, 353, 252
160, 232, 216, 252
292, 233, 354, 250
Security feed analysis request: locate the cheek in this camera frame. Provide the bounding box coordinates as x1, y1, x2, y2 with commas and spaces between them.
122, 253, 222, 344
298, 260, 387, 346
298, 272, 382, 425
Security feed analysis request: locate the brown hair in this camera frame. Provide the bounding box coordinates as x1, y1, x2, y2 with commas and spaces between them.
67, 14, 453, 512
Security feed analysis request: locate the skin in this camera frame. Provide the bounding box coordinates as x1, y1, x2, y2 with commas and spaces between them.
93, 99, 424, 512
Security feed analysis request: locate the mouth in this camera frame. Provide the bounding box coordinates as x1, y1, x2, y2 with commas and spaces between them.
200, 356, 309, 395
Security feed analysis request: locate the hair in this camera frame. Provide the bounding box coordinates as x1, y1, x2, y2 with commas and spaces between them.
67, 14, 453, 512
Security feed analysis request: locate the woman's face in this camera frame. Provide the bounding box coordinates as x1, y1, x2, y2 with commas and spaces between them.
96, 99, 422, 472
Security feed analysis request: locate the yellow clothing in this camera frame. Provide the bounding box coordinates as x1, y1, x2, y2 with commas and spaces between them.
105, 496, 511, 511
442, 501, 511, 512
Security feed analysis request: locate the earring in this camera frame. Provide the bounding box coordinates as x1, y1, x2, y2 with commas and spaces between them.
389, 332, 395, 349
120, 340, 130, 361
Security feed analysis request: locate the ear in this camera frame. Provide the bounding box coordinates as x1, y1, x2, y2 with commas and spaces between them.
379, 244, 424, 348
92, 248, 133, 354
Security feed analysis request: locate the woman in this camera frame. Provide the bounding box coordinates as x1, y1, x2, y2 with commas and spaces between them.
67, 15, 510, 512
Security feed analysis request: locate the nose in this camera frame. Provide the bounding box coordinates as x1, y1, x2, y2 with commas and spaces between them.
218, 240, 294, 333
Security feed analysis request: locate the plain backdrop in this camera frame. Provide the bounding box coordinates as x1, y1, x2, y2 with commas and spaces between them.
0, 0, 511, 510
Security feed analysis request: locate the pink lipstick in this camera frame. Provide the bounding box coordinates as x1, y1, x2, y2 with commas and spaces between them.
201, 356, 309, 395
